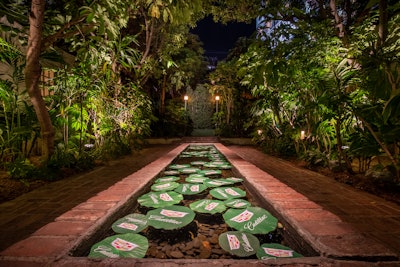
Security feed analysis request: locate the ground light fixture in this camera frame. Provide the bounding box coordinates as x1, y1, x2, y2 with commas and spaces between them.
300, 130, 305, 140
215, 95, 220, 113
184, 95, 189, 110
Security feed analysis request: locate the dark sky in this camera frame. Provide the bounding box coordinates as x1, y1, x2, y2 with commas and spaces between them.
191, 16, 255, 59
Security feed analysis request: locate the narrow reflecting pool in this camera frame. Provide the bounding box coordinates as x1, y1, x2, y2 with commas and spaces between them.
79, 145, 315, 260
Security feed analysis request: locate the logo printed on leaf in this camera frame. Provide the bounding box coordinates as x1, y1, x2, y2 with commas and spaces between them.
218, 231, 260, 257
223, 207, 278, 234
147, 205, 195, 230
224, 199, 251, 208
89, 233, 149, 258
210, 187, 246, 200
256, 243, 303, 259
138, 191, 183, 208
112, 214, 148, 234
111, 238, 138, 251
154, 176, 180, 183
151, 181, 179, 192
189, 199, 227, 214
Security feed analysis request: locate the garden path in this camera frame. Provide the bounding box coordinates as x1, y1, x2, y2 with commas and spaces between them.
0, 142, 399, 262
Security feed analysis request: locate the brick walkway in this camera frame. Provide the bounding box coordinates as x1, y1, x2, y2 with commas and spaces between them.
0, 144, 178, 251
0, 142, 399, 266
227, 145, 400, 257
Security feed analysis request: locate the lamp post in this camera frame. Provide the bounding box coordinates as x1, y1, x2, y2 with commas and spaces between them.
184, 95, 188, 111
215, 95, 220, 113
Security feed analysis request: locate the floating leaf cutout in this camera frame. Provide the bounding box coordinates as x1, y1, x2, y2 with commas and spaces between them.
168, 164, 190, 170
180, 167, 201, 174
189, 199, 227, 214
89, 233, 148, 258
218, 231, 259, 257
223, 207, 278, 234
209, 187, 246, 200
256, 243, 303, 259
174, 183, 207, 195
147, 205, 195, 230
151, 181, 179, 192
197, 169, 222, 176
154, 176, 180, 183
138, 191, 183, 208
204, 179, 235, 188
111, 213, 148, 234
224, 198, 251, 208
185, 175, 209, 184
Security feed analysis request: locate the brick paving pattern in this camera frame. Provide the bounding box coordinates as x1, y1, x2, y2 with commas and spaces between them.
0, 141, 399, 266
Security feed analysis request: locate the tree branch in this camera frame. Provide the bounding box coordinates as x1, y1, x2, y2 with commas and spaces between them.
42, 15, 88, 50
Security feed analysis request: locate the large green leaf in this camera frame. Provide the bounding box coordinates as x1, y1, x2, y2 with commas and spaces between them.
224, 198, 251, 208
218, 231, 259, 257
174, 183, 207, 195
150, 181, 180, 192
147, 205, 195, 230
197, 169, 222, 176
112, 213, 148, 234
209, 186, 246, 200
189, 199, 227, 214
89, 233, 148, 258
185, 175, 209, 183
204, 179, 235, 187
223, 207, 278, 234
154, 176, 180, 183
257, 243, 303, 259
138, 191, 183, 208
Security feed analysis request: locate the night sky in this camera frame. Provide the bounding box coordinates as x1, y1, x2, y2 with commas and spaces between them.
191, 16, 255, 59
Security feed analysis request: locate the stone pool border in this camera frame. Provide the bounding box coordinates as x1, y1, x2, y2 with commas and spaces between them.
0, 143, 398, 266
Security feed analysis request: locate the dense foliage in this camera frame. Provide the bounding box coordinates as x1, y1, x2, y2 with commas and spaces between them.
0, 0, 209, 179
209, 1, 400, 183
1, 0, 399, 188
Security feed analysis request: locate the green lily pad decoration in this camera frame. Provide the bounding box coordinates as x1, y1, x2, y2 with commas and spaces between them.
225, 177, 243, 183
218, 231, 259, 257
191, 161, 206, 166
203, 161, 231, 169
89, 233, 148, 258
174, 183, 207, 195
180, 167, 201, 174
197, 169, 222, 176
223, 207, 278, 234
147, 205, 195, 230
185, 175, 209, 184
257, 243, 303, 259
204, 179, 235, 188
112, 213, 148, 234
203, 162, 221, 168
189, 145, 212, 150
189, 199, 227, 214
224, 198, 251, 208
154, 176, 180, 183
163, 170, 179, 175
208, 155, 224, 160
151, 181, 179, 192
138, 191, 183, 208
209, 187, 246, 200
218, 164, 232, 169
188, 173, 205, 177
168, 164, 190, 170
181, 151, 208, 158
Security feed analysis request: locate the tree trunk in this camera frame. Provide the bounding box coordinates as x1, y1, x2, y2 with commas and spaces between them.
329, 0, 348, 46
160, 74, 167, 115
25, 0, 55, 162
334, 116, 354, 174
378, 0, 388, 47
